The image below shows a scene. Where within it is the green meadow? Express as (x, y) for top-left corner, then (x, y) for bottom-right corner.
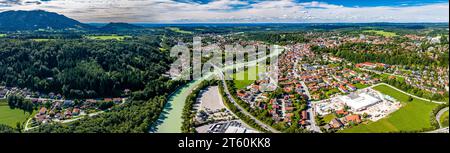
(32, 39), (53, 42)
(85, 35), (131, 41)
(354, 83), (369, 89)
(363, 30), (398, 37)
(0, 105), (34, 127)
(232, 65), (266, 89)
(323, 113), (337, 123)
(341, 84), (438, 133)
(440, 111), (449, 127)
(168, 27), (193, 34)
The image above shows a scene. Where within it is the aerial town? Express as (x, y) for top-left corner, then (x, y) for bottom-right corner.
(187, 30), (449, 133)
(0, 86), (127, 130)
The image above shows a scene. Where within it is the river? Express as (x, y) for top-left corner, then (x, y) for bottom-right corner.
(150, 45), (284, 133)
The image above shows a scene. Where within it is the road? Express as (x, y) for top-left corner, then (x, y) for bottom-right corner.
(372, 83), (446, 104)
(300, 81), (322, 133)
(310, 82), (448, 133)
(151, 45), (284, 133)
(23, 118), (36, 131)
(312, 83), (446, 105)
(426, 127), (449, 133)
(23, 99), (126, 131)
(212, 46), (284, 133)
(211, 46), (284, 133)
(219, 74), (280, 133)
(435, 107), (449, 128)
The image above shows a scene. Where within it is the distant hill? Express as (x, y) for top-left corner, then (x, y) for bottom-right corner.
(100, 22), (143, 31)
(0, 10), (92, 31)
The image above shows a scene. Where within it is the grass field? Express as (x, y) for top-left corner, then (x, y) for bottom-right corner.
(0, 105), (34, 127)
(341, 84), (439, 133)
(323, 113), (337, 123)
(232, 65), (266, 89)
(0, 34), (6, 37)
(381, 73), (405, 82)
(85, 35), (131, 40)
(363, 30), (398, 37)
(440, 110), (449, 128)
(168, 27), (193, 34)
(354, 83), (369, 89)
(32, 39), (52, 42)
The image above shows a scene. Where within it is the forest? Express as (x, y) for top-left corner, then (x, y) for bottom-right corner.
(0, 37), (172, 99)
(0, 35), (188, 133)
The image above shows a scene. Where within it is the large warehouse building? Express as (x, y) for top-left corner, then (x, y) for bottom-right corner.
(339, 93), (381, 111)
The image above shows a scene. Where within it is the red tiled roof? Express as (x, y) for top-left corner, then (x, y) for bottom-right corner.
(346, 114), (361, 123)
(336, 109), (348, 115)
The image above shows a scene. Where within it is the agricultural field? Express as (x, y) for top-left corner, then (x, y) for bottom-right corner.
(363, 30), (398, 37)
(31, 39), (52, 42)
(0, 34), (6, 37)
(167, 27), (193, 34)
(341, 84), (439, 133)
(232, 65), (266, 89)
(85, 35), (131, 40)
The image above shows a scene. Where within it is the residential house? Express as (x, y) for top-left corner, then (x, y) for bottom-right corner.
(330, 118), (344, 129)
(345, 114), (362, 124)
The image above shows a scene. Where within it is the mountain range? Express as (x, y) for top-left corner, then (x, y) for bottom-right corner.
(0, 10), (142, 31)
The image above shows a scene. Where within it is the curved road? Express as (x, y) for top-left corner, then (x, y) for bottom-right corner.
(219, 75), (280, 133)
(426, 127), (449, 133)
(151, 45), (284, 133)
(372, 83), (446, 104)
(436, 107), (449, 128)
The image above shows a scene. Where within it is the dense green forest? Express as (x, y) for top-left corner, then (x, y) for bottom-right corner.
(0, 37), (172, 98)
(0, 35), (189, 133)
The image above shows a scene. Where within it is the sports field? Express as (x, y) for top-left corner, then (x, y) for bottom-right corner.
(341, 84), (439, 133)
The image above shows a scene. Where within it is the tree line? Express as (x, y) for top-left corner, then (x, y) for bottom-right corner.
(0, 37), (172, 99)
(181, 80), (219, 133)
(0, 34), (188, 133)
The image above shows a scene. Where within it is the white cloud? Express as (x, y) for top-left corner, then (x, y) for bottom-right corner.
(0, 0), (448, 23)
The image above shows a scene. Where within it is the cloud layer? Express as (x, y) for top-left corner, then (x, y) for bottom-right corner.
(0, 0), (448, 23)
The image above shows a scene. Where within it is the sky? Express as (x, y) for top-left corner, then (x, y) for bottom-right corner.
(0, 0), (448, 23)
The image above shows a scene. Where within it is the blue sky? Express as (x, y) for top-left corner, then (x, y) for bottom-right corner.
(0, 0), (448, 23)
